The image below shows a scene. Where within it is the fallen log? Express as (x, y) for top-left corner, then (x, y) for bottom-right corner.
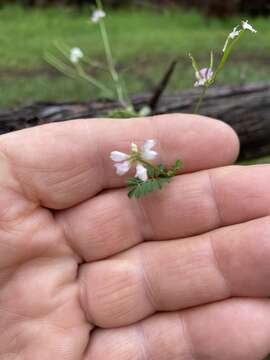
(0, 83), (270, 161)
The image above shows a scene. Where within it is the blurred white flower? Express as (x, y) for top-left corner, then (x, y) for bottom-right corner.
(230, 26), (241, 39)
(110, 151), (129, 162)
(242, 20), (257, 33)
(223, 26), (241, 52)
(141, 139), (158, 160)
(114, 161), (131, 176)
(70, 47), (83, 64)
(194, 68), (213, 87)
(91, 9), (106, 23)
(110, 139), (158, 181)
(135, 163), (148, 182)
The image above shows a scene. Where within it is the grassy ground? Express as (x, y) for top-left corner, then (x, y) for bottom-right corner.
(1, 5), (270, 108)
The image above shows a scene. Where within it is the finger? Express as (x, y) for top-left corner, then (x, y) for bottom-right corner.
(0, 114), (239, 209)
(80, 216), (270, 328)
(58, 165), (270, 261)
(85, 298), (270, 360)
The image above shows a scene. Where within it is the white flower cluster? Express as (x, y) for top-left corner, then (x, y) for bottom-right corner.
(91, 9), (106, 23)
(194, 68), (214, 87)
(223, 20), (257, 53)
(70, 47), (83, 64)
(193, 20), (257, 88)
(110, 140), (158, 182)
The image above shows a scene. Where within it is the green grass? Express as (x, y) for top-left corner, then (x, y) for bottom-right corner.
(1, 4), (270, 108)
(241, 155), (270, 165)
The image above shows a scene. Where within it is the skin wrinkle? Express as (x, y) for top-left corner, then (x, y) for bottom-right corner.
(93, 121), (107, 192)
(206, 169), (223, 228)
(135, 198), (156, 241)
(135, 322), (151, 360)
(208, 231), (232, 299)
(78, 271), (95, 325)
(137, 246), (158, 313)
(53, 212), (83, 264)
(0, 144), (40, 207)
(179, 313), (199, 360)
(127, 196), (149, 244)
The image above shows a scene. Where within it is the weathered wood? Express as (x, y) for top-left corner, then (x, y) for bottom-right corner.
(0, 83), (270, 161)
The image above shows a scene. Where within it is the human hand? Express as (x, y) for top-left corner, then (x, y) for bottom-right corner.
(0, 114), (269, 359)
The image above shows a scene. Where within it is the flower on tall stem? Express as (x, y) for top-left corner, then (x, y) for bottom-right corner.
(223, 26), (240, 52)
(191, 20), (257, 114)
(91, 9), (106, 23)
(70, 47), (83, 64)
(242, 20), (257, 33)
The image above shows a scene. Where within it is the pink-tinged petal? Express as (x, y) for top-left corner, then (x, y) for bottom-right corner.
(143, 150), (158, 160)
(142, 139), (156, 151)
(114, 161), (131, 176)
(195, 68), (213, 87)
(135, 163), (148, 182)
(110, 151), (129, 162)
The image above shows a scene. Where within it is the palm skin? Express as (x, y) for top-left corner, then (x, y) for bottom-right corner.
(0, 114), (270, 360)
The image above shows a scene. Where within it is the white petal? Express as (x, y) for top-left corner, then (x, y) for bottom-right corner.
(229, 27), (240, 39)
(135, 163), (148, 182)
(142, 139), (156, 151)
(110, 151), (129, 162)
(194, 79), (205, 87)
(143, 149), (158, 160)
(70, 47), (83, 63)
(131, 143), (138, 152)
(91, 9), (106, 23)
(114, 161), (131, 176)
(242, 20), (257, 33)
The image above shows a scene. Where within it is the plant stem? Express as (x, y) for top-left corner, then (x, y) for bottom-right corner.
(193, 85), (208, 114)
(75, 62), (114, 97)
(96, 0), (128, 108)
(211, 31), (245, 84)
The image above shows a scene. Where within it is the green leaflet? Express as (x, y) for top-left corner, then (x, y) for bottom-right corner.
(126, 159), (182, 199)
(127, 177), (171, 198)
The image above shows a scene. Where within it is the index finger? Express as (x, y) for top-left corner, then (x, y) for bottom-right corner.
(0, 114), (239, 209)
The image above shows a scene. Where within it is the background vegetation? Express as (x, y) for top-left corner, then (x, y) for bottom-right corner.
(1, 5), (270, 109)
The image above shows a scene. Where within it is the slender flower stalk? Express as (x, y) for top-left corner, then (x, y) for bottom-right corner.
(190, 20), (257, 114)
(95, 0), (128, 108)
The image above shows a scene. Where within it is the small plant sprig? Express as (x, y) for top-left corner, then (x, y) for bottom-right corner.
(110, 140), (182, 198)
(46, 0), (150, 118)
(190, 20), (257, 114)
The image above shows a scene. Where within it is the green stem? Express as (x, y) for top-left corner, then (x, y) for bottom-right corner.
(75, 62), (114, 97)
(211, 30), (245, 84)
(193, 31), (246, 114)
(96, 0), (128, 107)
(193, 85), (208, 114)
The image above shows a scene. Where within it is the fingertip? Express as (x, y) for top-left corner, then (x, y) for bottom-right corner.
(151, 113), (240, 172)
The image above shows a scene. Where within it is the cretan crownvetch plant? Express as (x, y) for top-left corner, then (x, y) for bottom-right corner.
(190, 20), (257, 114)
